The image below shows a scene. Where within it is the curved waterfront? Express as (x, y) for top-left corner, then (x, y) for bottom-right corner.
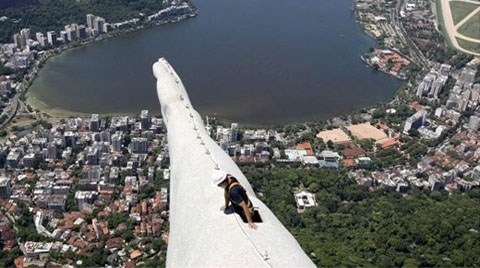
(28, 0), (403, 125)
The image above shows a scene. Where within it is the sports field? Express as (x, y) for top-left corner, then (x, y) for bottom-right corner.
(449, 0), (479, 24)
(457, 37), (480, 53)
(316, 129), (351, 144)
(346, 123), (388, 141)
(458, 11), (480, 39)
(438, 0), (480, 55)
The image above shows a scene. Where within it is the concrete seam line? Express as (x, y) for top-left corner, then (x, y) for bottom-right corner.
(232, 206), (273, 267)
(192, 109), (271, 266)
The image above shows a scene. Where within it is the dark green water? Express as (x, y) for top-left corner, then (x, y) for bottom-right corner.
(29, 0), (402, 124)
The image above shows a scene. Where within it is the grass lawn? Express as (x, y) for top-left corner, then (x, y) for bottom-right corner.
(456, 37), (480, 53)
(449, 1), (479, 25)
(458, 11), (480, 39)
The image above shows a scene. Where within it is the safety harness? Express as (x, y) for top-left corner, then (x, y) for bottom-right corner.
(225, 177), (254, 213)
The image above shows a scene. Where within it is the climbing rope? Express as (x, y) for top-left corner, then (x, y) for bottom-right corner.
(233, 212), (272, 266)
(178, 94), (272, 266)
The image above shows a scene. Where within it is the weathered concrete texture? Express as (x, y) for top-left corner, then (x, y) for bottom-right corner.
(153, 58), (315, 268)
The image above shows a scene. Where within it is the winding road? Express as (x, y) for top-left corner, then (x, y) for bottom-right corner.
(0, 95), (19, 129)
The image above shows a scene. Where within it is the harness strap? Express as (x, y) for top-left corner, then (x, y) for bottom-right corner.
(227, 181), (254, 213)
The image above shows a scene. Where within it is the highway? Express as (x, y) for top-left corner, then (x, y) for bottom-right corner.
(0, 95), (19, 129)
(392, 0), (431, 68)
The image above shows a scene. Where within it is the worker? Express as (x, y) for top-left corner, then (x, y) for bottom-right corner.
(212, 170), (258, 230)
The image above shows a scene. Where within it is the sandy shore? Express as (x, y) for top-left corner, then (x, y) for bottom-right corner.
(26, 90), (138, 118)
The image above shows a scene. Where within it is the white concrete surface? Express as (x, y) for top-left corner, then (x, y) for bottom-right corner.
(153, 58), (315, 268)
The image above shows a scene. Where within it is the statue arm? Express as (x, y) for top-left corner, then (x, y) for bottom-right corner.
(221, 192), (230, 211)
(239, 201), (257, 230)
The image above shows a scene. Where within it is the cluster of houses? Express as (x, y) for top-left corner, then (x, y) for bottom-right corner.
(351, 64), (480, 194)
(400, 0), (440, 52)
(363, 49), (411, 79)
(0, 111), (171, 266)
(0, 0), (196, 130)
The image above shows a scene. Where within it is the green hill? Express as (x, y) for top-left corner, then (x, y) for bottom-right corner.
(0, 0), (169, 43)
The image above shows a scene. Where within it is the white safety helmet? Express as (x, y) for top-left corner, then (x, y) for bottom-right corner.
(211, 170), (228, 186)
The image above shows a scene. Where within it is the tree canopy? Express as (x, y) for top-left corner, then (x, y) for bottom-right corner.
(242, 166), (480, 267)
(0, 0), (170, 43)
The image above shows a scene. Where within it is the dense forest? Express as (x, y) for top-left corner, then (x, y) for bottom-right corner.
(242, 166), (480, 267)
(0, 0), (168, 43)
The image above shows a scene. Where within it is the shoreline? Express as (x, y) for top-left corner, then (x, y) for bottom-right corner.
(26, 92), (141, 118)
(25, 2), (407, 126)
(24, 10), (198, 118)
(360, 55), (408, 80)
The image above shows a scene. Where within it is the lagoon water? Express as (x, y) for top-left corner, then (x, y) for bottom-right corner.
(28, 0), (402, 125)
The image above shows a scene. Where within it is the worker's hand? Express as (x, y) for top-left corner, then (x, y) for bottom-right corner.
(248, 222), (258, 230)
(220, 205), (226, 211)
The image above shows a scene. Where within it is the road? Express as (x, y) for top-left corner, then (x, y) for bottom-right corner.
(0, 95), (19, 129)
(0, 50), (50, 131)
(393, 0), (431, 68)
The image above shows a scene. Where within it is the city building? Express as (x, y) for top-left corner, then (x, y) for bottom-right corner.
(439, 64), (452, 76)
(0, 177), (12, 199)
(429, 76), (447, 99)
(77, 25), (87, 39)
(7, 151), (20, 168)
(434, 107), (445, 118)
(111, 134), (122, 152)
(24, 241), (52, 259)
(47, 143), (57, 160)
(64, 132), (77, 148)
(468, 115), (480, 131)
(13, 33), (26, 49)
(131, 138), (148, 154)
(94, 17), (106, 34)
(416, 72), (436, 97)
(47, 31), (58, 46)
(90, 114), (100, 132)
(318, 150), (341, 169)
(75, 191), (98, 212)
(459, 67), (476, 87)
(86, 147), (99, 165)
(47, 195), (67, 212)
(35, 32), (47, 47)
(22, 153), (36, 168)
(103, 23), (111, 33)
(0, 81), (12, 95)
(473, 166), (480, 180)
(403, 110), (426, 133)
(140, 110), (150, 130)
(65, 25), (77, 41)
(11, 52), (34, 69)
(108, 167), (119, 183)
(59, 31), (68, 43)
(20, 28), (31, 41)
(294, 191), (317, 213)
(230, 123), (239, 142)
(86, 14), (96, 29)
